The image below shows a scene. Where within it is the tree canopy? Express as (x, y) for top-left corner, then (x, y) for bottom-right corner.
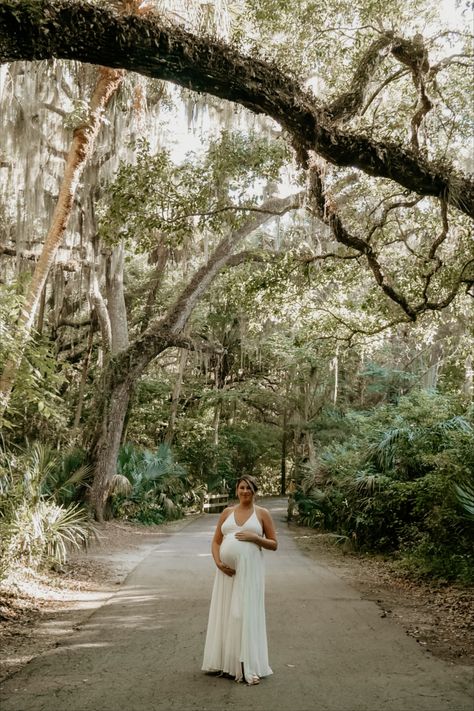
(0, 0), (473, 218)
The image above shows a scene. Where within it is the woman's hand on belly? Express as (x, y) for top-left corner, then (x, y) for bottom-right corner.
(217, 560), (236, 577)
(235, 531), (260, 544)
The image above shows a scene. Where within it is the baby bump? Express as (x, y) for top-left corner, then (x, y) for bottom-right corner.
(220, 534), (250, 569)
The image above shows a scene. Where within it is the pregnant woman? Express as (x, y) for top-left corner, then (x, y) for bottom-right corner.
(202, 475), (278, 685)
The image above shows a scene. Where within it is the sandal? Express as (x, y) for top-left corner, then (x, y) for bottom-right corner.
(246, 675), (260, 686)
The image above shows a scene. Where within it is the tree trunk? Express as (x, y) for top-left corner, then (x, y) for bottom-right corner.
(421, 340), (442, 390)
(89, 264), (112, 352)
(303, 367), (318, 469)
(463, 355), (473, 400)
(0, 65), (124, 416)
(106, 242), (129, 354)
(280, 407), (287, 495)
(89, 376), (133, 521)
(73, 323), (95, 430)
(164, 348), (187, 445)
(333, 346), (339, 405)
(36, 285), (46, 335)
(212, 400), (221, 447)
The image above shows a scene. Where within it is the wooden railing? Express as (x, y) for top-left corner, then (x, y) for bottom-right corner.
(203, 493), (229, 513)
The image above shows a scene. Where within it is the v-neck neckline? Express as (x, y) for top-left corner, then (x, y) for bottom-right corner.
(233, 506), (255, 527)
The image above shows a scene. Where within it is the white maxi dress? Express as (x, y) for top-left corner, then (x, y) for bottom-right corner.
(202, 507), (273, 682)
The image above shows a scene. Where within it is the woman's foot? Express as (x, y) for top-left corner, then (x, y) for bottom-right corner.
(246, 675), (260, 686)
(237, 663), (260, 686)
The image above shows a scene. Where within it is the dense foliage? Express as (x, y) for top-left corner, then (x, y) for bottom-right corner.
(295, 390), (474, 582)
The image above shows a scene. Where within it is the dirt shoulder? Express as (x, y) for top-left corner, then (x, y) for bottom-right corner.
(289, 525), (474, 667)
(1, 515), (472, 687)
(0, 515), (200, 684)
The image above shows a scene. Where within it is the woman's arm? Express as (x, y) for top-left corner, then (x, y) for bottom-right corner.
(211, 508), (235, 577)
(235, 508), (278, 551)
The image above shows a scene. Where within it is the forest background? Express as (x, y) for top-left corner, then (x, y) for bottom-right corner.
(0, 0), (473, 586)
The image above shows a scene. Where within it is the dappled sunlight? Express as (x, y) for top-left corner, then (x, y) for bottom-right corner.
(60, 641), (114, 650)
(1, 654), (35, 667)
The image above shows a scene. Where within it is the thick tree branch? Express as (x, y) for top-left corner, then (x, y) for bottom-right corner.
(0, 244), (80, 271)
(160, 193), (302, 336)
(110, 192), (301, 385)
(328, 35), (393, 121)
(0, 0), (472, 218)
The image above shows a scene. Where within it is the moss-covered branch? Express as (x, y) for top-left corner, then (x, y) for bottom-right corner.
(0, 0), (473, 218)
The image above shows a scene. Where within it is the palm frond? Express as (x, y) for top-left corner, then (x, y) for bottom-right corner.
(110, 474), (133, 496)
(23, 442), (59, 498)
(453, 481), (474, 521)
(59, 463), (94, 488)
(368, 426), (415, 471)
(353, 472), (386, 496)
(3, 500), (97, 569)
(435, 416), (473, 434)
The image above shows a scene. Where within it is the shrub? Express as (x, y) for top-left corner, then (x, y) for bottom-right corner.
(296, 391), (474, 583)
(0, 443), (96, 579)
(113, 442), (192, 523)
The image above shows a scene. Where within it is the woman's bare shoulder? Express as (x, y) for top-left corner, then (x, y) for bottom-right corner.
(255, 504), (272, 518)
(219, 505), (235, 521)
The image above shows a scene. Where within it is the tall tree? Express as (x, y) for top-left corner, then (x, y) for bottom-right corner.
(89, 191), (300, 519)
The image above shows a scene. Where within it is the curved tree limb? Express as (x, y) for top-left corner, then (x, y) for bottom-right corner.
(327, 34), (393, 121)
(307, 160), (472, 321)
(0, 0), (472, 218)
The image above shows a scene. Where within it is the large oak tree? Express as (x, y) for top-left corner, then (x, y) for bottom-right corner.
(0, 0), (472, 218)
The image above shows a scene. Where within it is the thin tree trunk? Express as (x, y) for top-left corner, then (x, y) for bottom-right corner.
(73, 323), (95, 430)
(89, 264), (112, 352)
(333, 346), (339, 405)
(212, 401), (221, 447)
(303, 367), (317, 469)
(0, 66), (124, 416)
(164, 348), (187, 445)
(106, 242), (129, 354)
(280, 407), (287, 495)
(463, 355), (473, 400)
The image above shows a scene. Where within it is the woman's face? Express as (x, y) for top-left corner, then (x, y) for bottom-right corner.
(237, 479), (254, 502)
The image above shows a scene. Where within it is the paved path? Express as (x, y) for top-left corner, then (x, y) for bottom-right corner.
(1, 499), (472, 711)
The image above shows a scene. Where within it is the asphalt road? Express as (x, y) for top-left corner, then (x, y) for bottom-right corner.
(1, 499), (472, 711)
